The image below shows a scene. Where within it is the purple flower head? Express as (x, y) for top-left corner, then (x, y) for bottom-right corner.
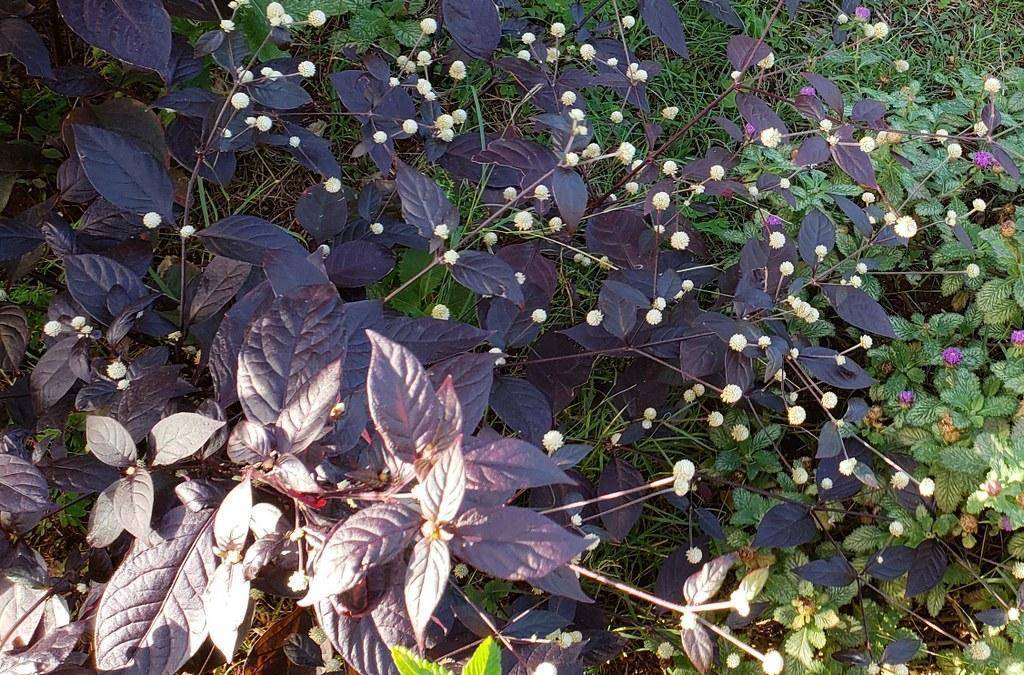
(799, 86), (817, 97)
(765, 214), (783, 227)
(854, 5), (871, 20)
(898, 390), (915, 406)
(973, 151), (997, 169)
(1002, 515), (1013, 532)
(744, 122), (756, 137)
(1012, 329), (1024, 346)
(942, 347), (963, 366)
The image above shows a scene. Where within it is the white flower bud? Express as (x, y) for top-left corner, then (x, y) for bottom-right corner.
(230, 92), (250, 110)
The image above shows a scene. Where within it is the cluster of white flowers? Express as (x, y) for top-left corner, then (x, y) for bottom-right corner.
(785, 295), (819, 324)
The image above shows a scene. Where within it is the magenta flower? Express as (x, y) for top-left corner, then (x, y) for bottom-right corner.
(898, 390), (915, 406)
(973, 151), (997, 169)
(743, 122), (756, 137)
(942, 347), (963, 366)
(1012, 329), (1024, 346)
(765, 214), (783, 227)
(1002, 516), (1013, 532)
(854, 6), (871, 20)
(799, 86), (816, 97)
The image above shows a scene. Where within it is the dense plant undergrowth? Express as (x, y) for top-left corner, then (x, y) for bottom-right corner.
(3, 0), (1024, 673)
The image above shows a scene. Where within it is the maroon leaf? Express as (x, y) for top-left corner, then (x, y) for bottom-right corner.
(797, 208), (835, 265)
(753, 503), (817, 548)
(726, 35), (771, 71)
(420, 444), (466, 523)
(641, 0), (688, 57)
(551, 167), (587, 229)
(442, 0), (500, 60)
(73, 124), (173, 218)
(794, 136), (829, 166)
(680, 624), (717, 674)
(404, 537), (450, 646)
(0, 17), (53, 79)
(396, 160), (459, 239)
(830, 125), (877, 187)
(597, 457), (645, 541)
(821, 284), (895, 338)
(0, 304), (28, 372)
(0, 454), (52, 514)
(905, 540), (947, 597)
(197, 215), (305, 265)
(463, 437), (572, 492)
(452, 506), (588, 580)
(451, 250), (525, 306)
(114, 468), (154, 539)
(58, 0), (171, 76)
(275, 359), (342, 454)
(300, 504), (419, 606)
(802, 72), (843, 114)
(794, 555), (856, 587)
(186, 256), (251, 325)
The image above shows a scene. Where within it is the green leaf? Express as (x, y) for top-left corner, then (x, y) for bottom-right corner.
(392, 646), (455, 675)
(462, 637), (501, 675)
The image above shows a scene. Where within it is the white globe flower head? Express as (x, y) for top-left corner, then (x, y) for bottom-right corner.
(670, 231), (690, 250)
(621, 15), (636, 28)
(686, 547), (703, 564)
(965, 263), (980, 279)
(449, 60), (467, 80)
(730, 424), (750, 442)
(728, 334), (748, 352)
(984, 77), (1001, 94)
(534, 184), (550, 200)
(560, 90), (577, 106)
(541, 430), (564, 453)
(760, 127), (782, 148)
(142, 211), (162, 229)
(624, 181), (639, 195)
(787, 405), (807, 426)
(894, 59), (909, 72)
(307, 9), (326, 27)
(531, 308), (548, 324)
(674, 459), (696, 481)
(859, 136), (876, 153)
(814, 244), (828, 259)
(656, 642), (675, 659)
(288, 136), (301, 147)
(117, 378), (130, 390)
(872, 21), (889, 38)
(721, 384), (742, 404)
(821, 391), (838, 409)
(580, 43), (596, 61)
(416, 50), (432, 67)
(708, 411), (724, 427)
(660, 106), (679, 121)
(889, 520), (905, 537)
(973, 198), (987, 212)
(106, 360), (128, 380)
(179, 225), (195, 238)
(779, 177), (791, 189)
(550, 22), (566, 38)
(433, 224), (449, 239)
(419, 17), (437, 34)
(661, 160), (679, 176)
(586, 309), (603, 326)
(708, 164), (726, 180)
(918, 477), (935, 497)
(442, 250), (459, 265)
(534, 661), (558, 675)
(651, 191), (671, 211)
(297, 60), (316, 78)
(324, 177), (342, 193)
(372, 130), (388, 144)
(894, 215), (917, 239)
(819, 118), (834, 132)
(975, 120), (990, 136)
(792, 466), (809, 485)
(70, 316), (86, 329)
(888, 473), (913, 487)
(513, 211), (534, 231)
(969, 641), (991, 661)
(726, 653), (742, 669)
(615, 142), (636, 164)
(516, 49), (531, 61)
(563, 152), (579, 167)
(839, 458), (857, 475)
(779, 261), (794, 276)
(43, 320), (62, 337)
(220, 19), (235, 32)
(230, 92), (250, 110)
(761, 650), (784, 675)
(645, 308), (662, 325)
(859, 335), (873, 349)
(255, 115), (273, 132)
(768, 231), (785, 249)
(947, 142), (962, 159)
(369, 221), (384, 235)
(266, 1), (285, 19)
(401, 119), (418, 135)
(482, 232), (498, 246)
(625, 63), (647, 83)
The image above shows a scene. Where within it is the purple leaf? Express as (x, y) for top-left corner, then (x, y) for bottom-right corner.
(831, 125), (877, 187)
(905, 540), (947, 597)
(451, 250), (525, 306)
(0, 304), (28, 372)
(73, 124), (173, 218)
(726, 35), (771, 71)
(881, 638), (920, 665)
(489, 377), (552, 444)
(427, 353), (495, 434)
(552, 168), (587, 229)
(752, 503), (817, 548)
(832, 194), (873, 237)
(793, 555), (856, 587)
(366, 330), (442, 461)
(640, 0), (689, 57)
(94, 508), (216, 673)
(821, 284), (895, 337)
(683, 554), (735, 604)
(31, 335), (88, 408)
(404, 537), (450, 646)
(247, 78), (312, 110)
(798, 208), (835, 265)
(599, 280), (647, 339)
(442, 0), (501, 60)
(851, 98), (886, 124)
(396, 160), (458, 239)
(680, 624), (717, 674)
(275, 359), (341, 454)
(114, 468), (154, 539)
(236, 285), (346, 425)
(699, 0), (743, 28)
(86, 415), (136, 468)
(213, 478), (251, 552)
(301, 504), (419, 606)
(58, 0), (171, 75)
(0, 17), (54, 79)
(295, 184), (348, 244)
(197, 215), (305, 265)
(185, 256), (251, 325)
(798, 346), (876, 389)
(0, 454), (52, 514)
(863, 546), (914, 581)
(452, 506), (588, 580)
(991, 143), (1020, 182)
(794, 136), (830, 166)
(64, 253), (148, 324)
(149, 412), (226, 466)
(597, 457), (645, 541)
(420, 444), (466, 523)
(802, 72), (843, 114)
(463, 437), (572, 492)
